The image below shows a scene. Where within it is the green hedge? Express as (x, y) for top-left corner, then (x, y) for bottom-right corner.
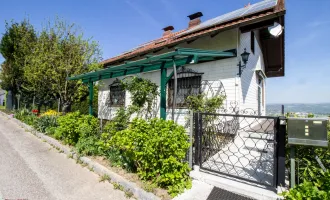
(109, 118), (191, 196)
(54, 111), (99, 145)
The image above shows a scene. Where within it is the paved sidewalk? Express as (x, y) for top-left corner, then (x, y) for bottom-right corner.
(0, 114), (127, 200)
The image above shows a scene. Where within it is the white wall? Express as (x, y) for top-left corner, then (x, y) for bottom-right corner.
(239, 30), (266, 115)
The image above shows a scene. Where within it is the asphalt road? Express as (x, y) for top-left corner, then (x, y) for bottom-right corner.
(0, 114), (127, 200)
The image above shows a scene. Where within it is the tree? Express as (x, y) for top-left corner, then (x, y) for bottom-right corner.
(0, 19), (37, 107)
(24, 19), (102, 112)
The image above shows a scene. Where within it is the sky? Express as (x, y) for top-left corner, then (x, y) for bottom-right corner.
(0, 0), (329, 104)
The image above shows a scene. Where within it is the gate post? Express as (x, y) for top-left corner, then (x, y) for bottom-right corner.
(194, 113), (201, 166)
(277, 116), (286, 187)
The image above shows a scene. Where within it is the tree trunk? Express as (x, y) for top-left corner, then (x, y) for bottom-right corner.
(62, 101), (72, 113)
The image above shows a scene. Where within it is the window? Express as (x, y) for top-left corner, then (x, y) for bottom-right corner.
(168, 67), (203, 108)
(251, 31), (255, 54)
(109, 80), (125, 107)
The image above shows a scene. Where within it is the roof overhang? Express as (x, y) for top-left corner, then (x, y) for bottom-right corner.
(67, 47), (236, 83)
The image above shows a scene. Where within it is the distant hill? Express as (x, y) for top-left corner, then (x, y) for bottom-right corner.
(267, 103), (330, 116)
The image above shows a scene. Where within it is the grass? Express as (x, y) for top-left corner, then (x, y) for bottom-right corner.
(113, 182), (124, 190)
(124, 189), (134, 199)
(99, 174), (110, 182)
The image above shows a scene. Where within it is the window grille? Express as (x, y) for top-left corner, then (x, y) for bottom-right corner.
(168, 67), (203, 108)
(109, 79), (125, 107)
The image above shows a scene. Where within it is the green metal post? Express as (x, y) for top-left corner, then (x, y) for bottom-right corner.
(160, 64), (167, 119)
(89, 81), (94, 115)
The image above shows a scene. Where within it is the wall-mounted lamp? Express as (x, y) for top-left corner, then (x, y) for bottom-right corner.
(237, 48), (250, 77)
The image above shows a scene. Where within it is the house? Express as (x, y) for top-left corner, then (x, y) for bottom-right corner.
(68, 0), (286, 124)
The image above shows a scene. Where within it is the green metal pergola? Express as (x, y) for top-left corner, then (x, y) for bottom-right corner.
(67, 47), (236, 119)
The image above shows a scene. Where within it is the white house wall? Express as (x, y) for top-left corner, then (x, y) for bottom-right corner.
(239, 30), (266, 115)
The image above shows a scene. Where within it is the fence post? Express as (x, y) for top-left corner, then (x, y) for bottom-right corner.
(58, 98), (61, 112)
(194, 112), (200, 166)
(189, 110), (193, 168)
(277, 116), (286, 187)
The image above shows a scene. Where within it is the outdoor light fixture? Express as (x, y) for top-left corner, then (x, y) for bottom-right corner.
(237, 48), (250, 77)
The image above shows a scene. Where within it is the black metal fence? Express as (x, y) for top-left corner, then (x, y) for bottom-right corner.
(193, 112), (286, 188)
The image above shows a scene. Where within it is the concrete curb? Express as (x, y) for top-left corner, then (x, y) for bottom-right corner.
(0, 111), (160, 200)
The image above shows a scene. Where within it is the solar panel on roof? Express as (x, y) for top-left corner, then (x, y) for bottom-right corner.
(178, 0), (277, 37)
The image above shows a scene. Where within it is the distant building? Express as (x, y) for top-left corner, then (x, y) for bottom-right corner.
(0, 89), (5, 106)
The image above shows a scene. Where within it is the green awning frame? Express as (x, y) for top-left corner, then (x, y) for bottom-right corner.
(67, 47), (236, 118)
(68, 48), (236, 83)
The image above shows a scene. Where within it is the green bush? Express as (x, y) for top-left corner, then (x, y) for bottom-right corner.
(292, 132), (330, 184)
(14, 108), (37, 126)
(110, 118), (191, 196)
(77, 114), (99, 138)
(75, 136), (100, 156)
(34, 115), (58, 133)
(282, 170), (330, 200)
(186, 94), (225, 113)
(54, 111), (99, 145)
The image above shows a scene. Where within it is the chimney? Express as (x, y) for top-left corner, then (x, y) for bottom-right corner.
(162, 26), (174, 37)
(244, 3), (251, 8)
(187, 12), (203, 29)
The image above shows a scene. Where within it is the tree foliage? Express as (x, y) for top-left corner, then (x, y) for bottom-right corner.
(0, 18), (102, 112)
(0, 19), (36, 104)
(24, 19), (102, 112)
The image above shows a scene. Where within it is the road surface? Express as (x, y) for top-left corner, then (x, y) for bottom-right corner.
(0, 114), (127, 200)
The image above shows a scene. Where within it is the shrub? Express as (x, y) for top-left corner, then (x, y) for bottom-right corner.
(75, 136), (100, 156)
(34, 115), (58, 133)
(14, 108), (37, 126)
(103, 107), (130, 135)
(54, 112), (81, 144)
(110, 118), (191, 196)
(77, 114), (99, 138)
(186, 94), (225, 113)
(45, 126), (57, 135)
(54, 112), (99, 145)
(292, 131), (330, 184)
(282, 170), (330, 200)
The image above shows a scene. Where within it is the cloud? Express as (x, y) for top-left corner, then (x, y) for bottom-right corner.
(307, 20), (330, 28)
(125, 1), (162, 29)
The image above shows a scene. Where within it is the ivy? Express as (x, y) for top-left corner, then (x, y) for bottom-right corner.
(121, 77), (159, 118)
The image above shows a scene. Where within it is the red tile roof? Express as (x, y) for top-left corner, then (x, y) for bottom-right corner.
(102, 0), (285, 67)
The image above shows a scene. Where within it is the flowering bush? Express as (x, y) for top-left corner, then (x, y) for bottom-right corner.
(41, 109), (60, 117)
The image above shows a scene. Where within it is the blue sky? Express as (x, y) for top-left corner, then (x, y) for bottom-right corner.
(0, 0), (329, 104)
